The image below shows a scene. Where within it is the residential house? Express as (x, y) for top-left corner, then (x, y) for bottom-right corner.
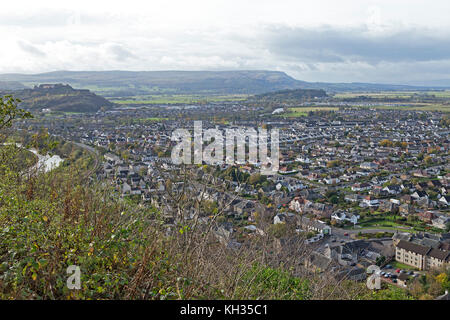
(417, 210), (435, 223)
(345, 194), (361, 203)
(331, 210), (360, 225)
(432, 215), (450, 230)
(274, 212), (296, 225)
(360, 162), (378, 170)
(399, 203), (414, 216)
(379, 200), (399, 213)
(361, 196), (379, 208)
(412, 190), (429, 201)
(426, 248), (450, 270)
(439, 195), (450, 206)
(352, 182), (371, 192)
(299, 217), (331, 235)
(383, 185), (402, 195)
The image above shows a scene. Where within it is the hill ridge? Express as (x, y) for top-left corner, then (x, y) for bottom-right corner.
(0, 70), (449, 96)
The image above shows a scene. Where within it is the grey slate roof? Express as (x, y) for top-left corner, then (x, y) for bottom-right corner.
(428, 248), (450, 261)
(396, 240), (431, 256)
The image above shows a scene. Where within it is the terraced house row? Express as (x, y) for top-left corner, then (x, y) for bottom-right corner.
(395, 240), (450, 270)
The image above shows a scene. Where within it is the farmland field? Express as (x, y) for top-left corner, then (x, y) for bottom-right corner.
(277, 103), (450, 117)
(334, 90), (450, 99)
(354, 103), (450, 112)
(110, 94), (248, 105)
(281, 106), (340, 117)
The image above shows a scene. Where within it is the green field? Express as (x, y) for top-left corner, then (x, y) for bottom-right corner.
(110, 94), (248, 105)
(352, 103), (450, 112)
(334, 90), (450, 99)
(334, 90), (450, 112)
(281, 106), (340, 117)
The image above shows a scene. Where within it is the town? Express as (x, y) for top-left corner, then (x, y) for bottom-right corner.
(13, 95), (450, 298)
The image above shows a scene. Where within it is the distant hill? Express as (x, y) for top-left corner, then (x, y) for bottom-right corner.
(0, 80), (28, 91)
(405, 79), (450, 87)
(0, 70), (446, 97)
(0, 84), (114, 113)
(303, 82), (442, 92)
(0, 70), (307, 96)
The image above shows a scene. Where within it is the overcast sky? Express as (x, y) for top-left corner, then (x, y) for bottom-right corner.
(2, 0), (450, 83)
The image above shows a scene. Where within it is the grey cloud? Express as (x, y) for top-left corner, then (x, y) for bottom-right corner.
(263, 25), (450, 64)
(17, 41), (46, 57)
(280, 58), (450, 84)
(107, 44), (135, 61)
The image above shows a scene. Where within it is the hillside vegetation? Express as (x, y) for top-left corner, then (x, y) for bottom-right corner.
(0, 84), (114, 113)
